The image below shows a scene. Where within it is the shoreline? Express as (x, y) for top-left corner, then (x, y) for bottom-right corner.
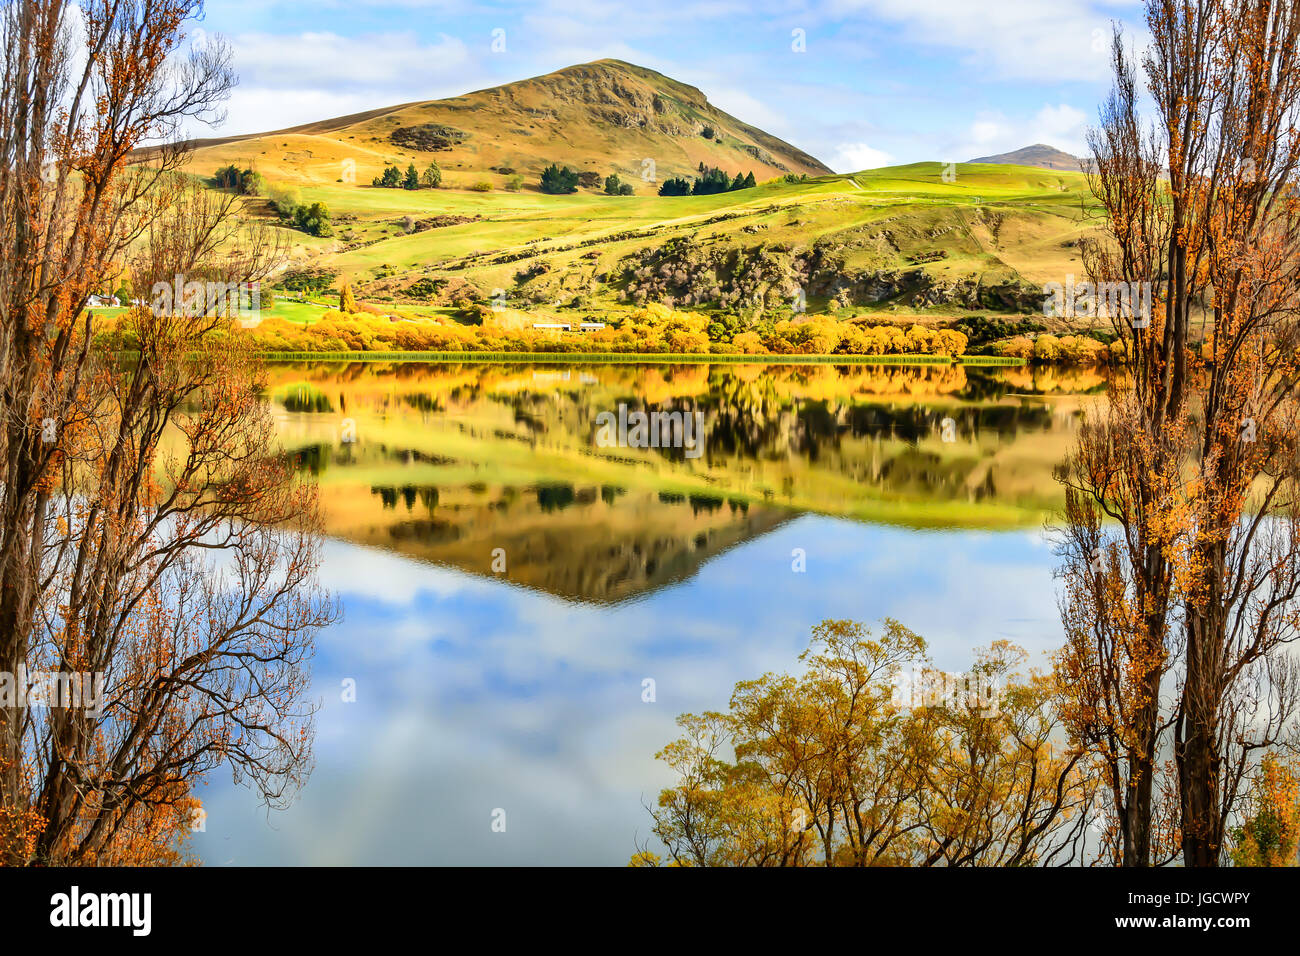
(251, 350), (1027, 365)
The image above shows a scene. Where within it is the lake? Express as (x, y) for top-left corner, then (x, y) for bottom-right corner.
(193, 360), (1101, 865)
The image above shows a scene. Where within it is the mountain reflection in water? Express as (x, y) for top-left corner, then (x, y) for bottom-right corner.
(266, 361), (1101, 605)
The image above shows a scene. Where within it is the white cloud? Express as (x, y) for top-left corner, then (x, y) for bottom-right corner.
(233, 30), (470, 90)
(946, 103), (1090, 161)
(828, 0), (1124, 82)
(831, 142), (893, 172)
(207, 30), (476, 134)
(314, 540), (494, 606)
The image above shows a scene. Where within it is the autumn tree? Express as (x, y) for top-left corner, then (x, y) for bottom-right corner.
(634, 620), (1096, 867)
(1229, 753), (1300, 865)
(912, 641), (1095, 866)
(0, 1), (335, 865)
(1058, 0), (1300, 866)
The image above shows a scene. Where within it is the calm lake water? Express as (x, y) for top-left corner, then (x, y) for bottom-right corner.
(193, 360), (1101, 865)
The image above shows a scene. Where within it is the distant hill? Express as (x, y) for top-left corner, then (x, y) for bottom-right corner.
(967, 144), (1084, 172)
(180, 59), (831, 189)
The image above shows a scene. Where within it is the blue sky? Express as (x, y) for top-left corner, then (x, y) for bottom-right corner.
(194, 0), (1148, 172)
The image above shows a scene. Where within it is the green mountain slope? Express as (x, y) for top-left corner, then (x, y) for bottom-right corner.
(170, 65), (1101, 329)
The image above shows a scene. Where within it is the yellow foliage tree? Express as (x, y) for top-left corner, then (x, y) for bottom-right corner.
(634, 619), (1095, 866)
(1230, 755), (1300, 867)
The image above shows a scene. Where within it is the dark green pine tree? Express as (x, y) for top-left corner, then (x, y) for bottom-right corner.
(540, 163), (579, 194)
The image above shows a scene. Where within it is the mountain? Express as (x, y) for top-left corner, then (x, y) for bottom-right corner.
(966, 144), (1084, 172)
(183, 60), (831, 189)
(169, 69), (1101, 331)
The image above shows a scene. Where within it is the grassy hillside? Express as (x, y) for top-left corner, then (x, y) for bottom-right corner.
(182, 59), (829, 192)
(248, 162), (1096, 324)
(159, 62), (1108, 346)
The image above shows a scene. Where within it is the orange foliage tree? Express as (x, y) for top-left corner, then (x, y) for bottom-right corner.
(1057, 0), (1300, 866)
(0, 1), (335, 865)
(1229, 753), (1300, 865)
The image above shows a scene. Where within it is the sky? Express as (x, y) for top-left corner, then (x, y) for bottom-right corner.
(192, 0), (1150, 173)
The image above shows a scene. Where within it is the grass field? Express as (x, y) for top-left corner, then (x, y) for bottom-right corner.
(257, 163), (1097, 298)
